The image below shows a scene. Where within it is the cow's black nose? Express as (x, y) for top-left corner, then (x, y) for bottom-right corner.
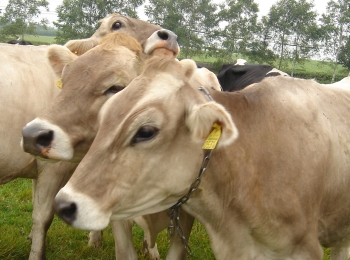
(53, 199), (77, 225)
(22, 126), (54, 156)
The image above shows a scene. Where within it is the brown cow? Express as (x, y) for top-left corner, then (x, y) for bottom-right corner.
(55, 57), (350, 260)
(22, 31), (190, 259)
(65, 13), (162, 55)
(1, 14), (166, 260)
(21, 31), (223, 259)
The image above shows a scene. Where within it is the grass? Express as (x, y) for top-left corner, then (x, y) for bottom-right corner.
(0, 178), (335, 259)
(0, 178), (214, 260)
(23, 35), (57, 44)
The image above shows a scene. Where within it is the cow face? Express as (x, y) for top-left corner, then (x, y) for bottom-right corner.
(22, 30), (179, 162)
(65, 13), (162, 56)
(53, 58), (238, 230)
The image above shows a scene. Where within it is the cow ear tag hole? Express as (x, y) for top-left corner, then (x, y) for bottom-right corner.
(202, 123), (221, 150)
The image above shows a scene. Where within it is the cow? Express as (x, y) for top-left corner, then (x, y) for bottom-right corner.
(54, 57), (350, 260)
(217, 58), (289, 92)
(20, 30), (224, 259)
(0, 14), (171, 260)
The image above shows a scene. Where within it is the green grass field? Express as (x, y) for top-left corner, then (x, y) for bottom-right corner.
(23, 35), (57, 44)
(0, 179), (214, 260)
(0, 178), (334, 259)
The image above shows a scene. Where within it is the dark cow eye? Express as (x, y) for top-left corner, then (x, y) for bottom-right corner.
(132, 126), (159, 144)
(112, 22), (122, 30)
(104, 86), (124, 96)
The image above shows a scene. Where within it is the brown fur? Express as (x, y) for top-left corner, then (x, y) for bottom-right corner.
(64, 13), (161, 55)
(99, 32), (142, 56)
(57, 60), (350, 259)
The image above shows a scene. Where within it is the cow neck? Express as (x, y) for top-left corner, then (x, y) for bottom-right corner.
(167, 86), (218, 255)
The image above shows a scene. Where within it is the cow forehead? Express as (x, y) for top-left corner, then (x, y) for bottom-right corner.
(139, 73), (184, 103)
(99, 72), (184, 125)
(63, 46), (138, 88)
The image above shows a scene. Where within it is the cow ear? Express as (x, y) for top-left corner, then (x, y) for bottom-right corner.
(179, 59), (197, 79)
(47, 45), (77, 77)
(186, 101), (239, 148)
(64, 37), (98, 56)
(191, 67), (222, 91)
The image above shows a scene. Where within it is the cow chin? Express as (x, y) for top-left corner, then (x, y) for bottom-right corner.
(151, 48), (176, 59)
(54, 184), (111, 231)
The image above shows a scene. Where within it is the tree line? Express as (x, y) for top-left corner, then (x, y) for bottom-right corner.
(1, 0), (350, 80)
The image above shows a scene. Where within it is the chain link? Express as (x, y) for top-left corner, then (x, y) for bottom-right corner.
(198, 86), (214, 101)
(167, 149), (213, 256)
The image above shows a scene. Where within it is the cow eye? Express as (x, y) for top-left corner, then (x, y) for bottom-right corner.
(132, 126), (159, 144)
(112, 22), (122, 30)
(104, 85), (124, 96)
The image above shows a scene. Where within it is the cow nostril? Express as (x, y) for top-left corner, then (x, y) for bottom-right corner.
(157, 30), (169, 41)
(54, 200), (77, 224)
(36, 130), (54, 147)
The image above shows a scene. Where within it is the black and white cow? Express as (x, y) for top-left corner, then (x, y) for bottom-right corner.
(8, 39), (33, 45)
(217, 59), (289, 92)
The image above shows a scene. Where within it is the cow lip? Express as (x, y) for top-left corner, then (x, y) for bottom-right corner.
(149, 47), (177, 59)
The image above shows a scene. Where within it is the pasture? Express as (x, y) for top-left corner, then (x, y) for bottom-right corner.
(0, 179), (214, 259)
(22, 35), (56, 44)
(0, 178), (333, 259)
(2, 35), (56, 45)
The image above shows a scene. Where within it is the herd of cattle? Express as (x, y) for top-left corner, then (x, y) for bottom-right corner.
(2, 13), (350, 260)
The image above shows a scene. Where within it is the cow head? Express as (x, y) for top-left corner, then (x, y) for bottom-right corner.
(21, 30), (179, 162)
(53, 58), (238, 230)
(65, 13), (163, 56)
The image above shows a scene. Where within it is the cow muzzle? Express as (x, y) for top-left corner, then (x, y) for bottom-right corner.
(53, 199), (77, 224)
(54, 185), (111, 230)
(21, 118), (74, 160)
(144, 29), (180, 58)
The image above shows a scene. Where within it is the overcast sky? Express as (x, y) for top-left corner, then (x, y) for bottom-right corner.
(0, 0), (329, 27)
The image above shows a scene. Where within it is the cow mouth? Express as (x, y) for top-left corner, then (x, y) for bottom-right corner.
(150, 47), (177, 59)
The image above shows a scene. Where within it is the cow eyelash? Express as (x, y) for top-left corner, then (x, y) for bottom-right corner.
(104, 85), (124, 96)
(131, 126), (159, 145)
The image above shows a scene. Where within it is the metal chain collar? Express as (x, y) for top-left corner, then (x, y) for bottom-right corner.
(167, 86), (216, 256)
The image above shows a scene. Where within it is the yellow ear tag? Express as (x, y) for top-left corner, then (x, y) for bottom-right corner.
(55, 78), (63, 89)
(202, 123), (221, 150)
